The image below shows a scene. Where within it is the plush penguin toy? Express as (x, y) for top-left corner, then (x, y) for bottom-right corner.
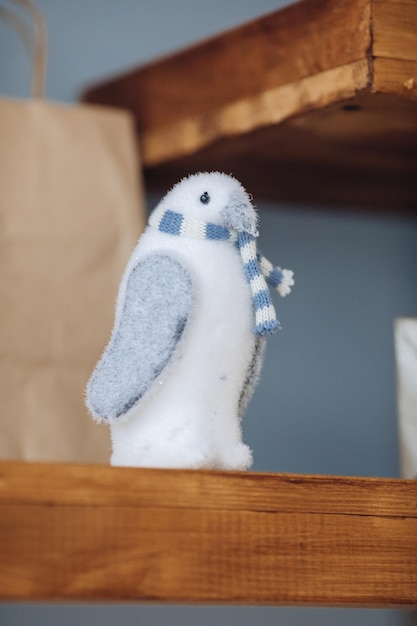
(86, 172), (294, 470)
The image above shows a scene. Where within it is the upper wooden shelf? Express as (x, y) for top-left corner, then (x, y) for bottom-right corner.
(1, 461), (417, 606)
(83, 0), (417, 211)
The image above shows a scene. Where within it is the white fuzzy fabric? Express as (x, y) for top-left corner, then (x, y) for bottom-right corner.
(86, 173), (275, 470)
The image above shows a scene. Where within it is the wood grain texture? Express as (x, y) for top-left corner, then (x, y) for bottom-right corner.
(83, 0), (372, 133)
(373, 58), (417, 97)
(1, 462), (416, 605)
(373, 0), (417, 61)
(142, 60), (370, 166)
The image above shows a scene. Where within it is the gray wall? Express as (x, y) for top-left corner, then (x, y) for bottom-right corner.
(1, 1), (416, 624)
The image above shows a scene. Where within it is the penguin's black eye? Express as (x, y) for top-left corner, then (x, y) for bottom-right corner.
(200, 191), (210, 204)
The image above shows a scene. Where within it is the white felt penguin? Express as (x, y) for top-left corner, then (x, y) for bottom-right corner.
(86, 172), (294, 470)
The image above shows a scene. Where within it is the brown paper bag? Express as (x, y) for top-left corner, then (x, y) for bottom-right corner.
(0, 2), (145, 463)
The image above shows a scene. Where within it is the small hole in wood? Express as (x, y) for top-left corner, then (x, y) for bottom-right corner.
(343, 104), (361, 112)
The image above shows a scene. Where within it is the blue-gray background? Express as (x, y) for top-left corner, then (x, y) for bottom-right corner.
(1, 1), (416, 624)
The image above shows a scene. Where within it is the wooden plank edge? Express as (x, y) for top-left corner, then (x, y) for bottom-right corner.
(1, 461), (416, 517)
(82, 0), (372, 132)
(372, 0), (417, 62)
(372, 58), (417, 97)
(140, 59), (370, 166)
(1, 492), (416, 605)
(1, 462), (416, 605)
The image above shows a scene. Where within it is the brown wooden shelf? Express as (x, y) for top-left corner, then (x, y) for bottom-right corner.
(1, 461), (416, 606)
(83, 0), (417, 211)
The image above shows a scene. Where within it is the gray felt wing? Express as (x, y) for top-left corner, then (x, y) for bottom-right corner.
(86, 253), (193, 421)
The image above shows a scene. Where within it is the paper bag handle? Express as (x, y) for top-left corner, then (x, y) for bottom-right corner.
(0, 0), (47, 98)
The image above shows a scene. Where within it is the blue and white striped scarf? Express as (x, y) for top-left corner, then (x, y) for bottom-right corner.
(149, 206), (289, 336)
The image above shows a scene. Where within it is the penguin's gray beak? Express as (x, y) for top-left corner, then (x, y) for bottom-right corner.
(220, 191), (259, 237)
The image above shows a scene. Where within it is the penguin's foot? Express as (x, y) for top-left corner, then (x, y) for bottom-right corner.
(110, 441), (214, 469)
(218, 442), (253, 471)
